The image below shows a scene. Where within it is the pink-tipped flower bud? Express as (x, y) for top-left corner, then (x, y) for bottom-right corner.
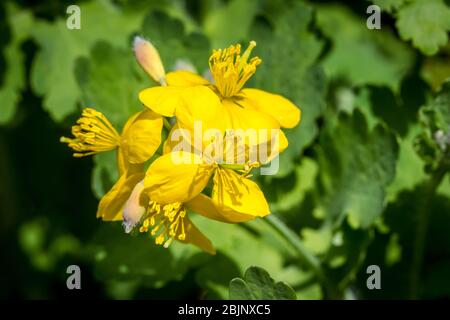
(122, 180), (146, 233)
(133, 36), (166, 85)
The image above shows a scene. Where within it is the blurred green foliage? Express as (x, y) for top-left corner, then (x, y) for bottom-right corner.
(1, 0), (450, 300)
(229, 266), (297, 300)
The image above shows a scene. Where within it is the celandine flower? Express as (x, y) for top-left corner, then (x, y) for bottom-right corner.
(61, 108), (217, 254)
(61, 108), (163, 220)
(122, 182), (216, 254)
(122, 147), (268, 255)
(61, 38), (301, 255)
(138, 41), (301, 147)
(143, 129), (270, 226)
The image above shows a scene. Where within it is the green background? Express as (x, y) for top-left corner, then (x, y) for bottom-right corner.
(1, 0), (450, 299)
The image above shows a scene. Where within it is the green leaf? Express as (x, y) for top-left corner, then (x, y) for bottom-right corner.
(355, 187), (450, 298)
(0, 5), (33, 124)
(249, 1), (327, 177)
(30, 0), (146, 122)
(87, 223), (203, 287)
(191, 215), (306, 299)
(195, 253), (241, 299)
(315, 4), (414, 92)
(229, 266), (297, 300)
(371, 0), (408, 12)
(192, 216), (286, 276)
(265, 158), (318, 214)
(75, 41), (144, 128)
(316, 109), (399, 228)
(387, 124), (427, 201)
(415, 81), (450, 169)
(202, 0), (260, 48)
(422, 53), (450, 91)
(141, 11), (211, 72)
(326, 223), (373, 288)
(91, 151), (119, 200)
(420, 82), (450, 132)
(396, 0), (450, 55)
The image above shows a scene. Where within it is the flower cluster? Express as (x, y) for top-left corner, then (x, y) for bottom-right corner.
(61, 37), (301, 254)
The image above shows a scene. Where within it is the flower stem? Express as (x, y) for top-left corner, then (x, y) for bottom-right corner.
(263, 214), (339, 298)
(163, 117), (172, 131)
(409, 163), (448, 299)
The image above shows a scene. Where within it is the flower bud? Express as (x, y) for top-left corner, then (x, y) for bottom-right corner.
(122, 180), (146, 233)
(133, 36), (166, 85)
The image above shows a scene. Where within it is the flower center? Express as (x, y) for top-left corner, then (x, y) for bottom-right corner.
(139, 200), (187, 248)
(209, 41), (261, 98)
(60, 108), (120, 157)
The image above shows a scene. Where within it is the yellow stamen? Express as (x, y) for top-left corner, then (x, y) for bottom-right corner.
(138, 200), (187, 248)
(209, 41), (261, 98)
(60, 108), (120, 157)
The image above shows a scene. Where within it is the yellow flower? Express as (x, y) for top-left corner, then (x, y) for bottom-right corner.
(61, 39), (296, 255)
(138, 41), (301, 148)
(144, 134), (270, 223)
(120, 123), (271, 254)
(120, 152), (267, 255)
(108, 173), (215, 254)
(61, 107), (163, 220)
(61, 109), (216, 254)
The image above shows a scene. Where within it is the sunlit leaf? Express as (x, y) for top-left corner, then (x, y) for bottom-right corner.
(202, 0), (260, 48)
(316, 109), (399, 228)
(396, 0), (450, 55)
(315, 4), (414, 92)
(30, 0), (147, 122)
(250, 1), (327, 177)
(229, 266), (297, 300)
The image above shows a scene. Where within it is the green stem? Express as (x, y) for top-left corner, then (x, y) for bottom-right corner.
(409, 164), (448, 299)
(163, 117), (172, 131)
(263, 214), (340, 298)
(220, 163), (246, 171)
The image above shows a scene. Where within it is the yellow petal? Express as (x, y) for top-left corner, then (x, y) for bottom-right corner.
(121, 109), (163, 164)
(223, 98), (279, 146)
(240, 88), (301, 128)
(279, 130), (288, 152)
(162, 123), (180, 154)
(257, 129), (289, 164)
(121, 110), (141, 136)
(186, 194), (255, 223)
(144, 151), (214, 203)
(139, 86), (186, 117)
(117, 148), (145, 177)
(117, 149), (128, 176)
(175, 86), (230, 138)
(166, 70), (210, 87)
(212, 168), (270, 218)
(162, 122), (200, 155)
(97, 172), (145, 221)
(180, 215), (216, 255)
